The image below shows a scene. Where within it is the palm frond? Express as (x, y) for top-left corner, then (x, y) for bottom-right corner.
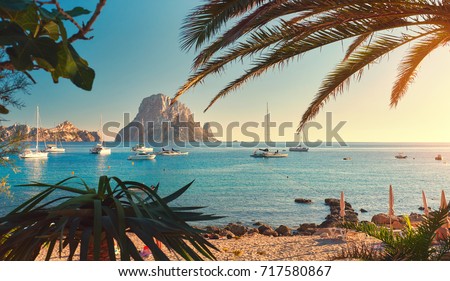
(391, 30), (450, 106)
(299, 29), (441, 130)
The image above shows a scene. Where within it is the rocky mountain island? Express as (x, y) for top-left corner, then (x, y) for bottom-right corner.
(115, 93), (215, 143)
(0, 121), (100, 142)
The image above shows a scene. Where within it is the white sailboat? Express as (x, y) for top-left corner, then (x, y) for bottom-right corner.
(19, 106), (48, 159)
(131, 119), (153, 152)
(45, 132), (65, 153)
(90, 115), (111, 155)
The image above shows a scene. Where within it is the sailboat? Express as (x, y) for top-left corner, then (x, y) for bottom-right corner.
(45, 130), (65, 153)
(19, 106), (48, 159)
(90, 115), (111, 155)
(131, 118), (153, 152)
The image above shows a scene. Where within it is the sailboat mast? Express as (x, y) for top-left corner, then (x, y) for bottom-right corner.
(142, 118), (145, 145)
(36, 106), (39, 151)
(100, 115), (103, 144)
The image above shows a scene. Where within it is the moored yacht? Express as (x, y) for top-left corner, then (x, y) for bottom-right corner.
(289, 144), (309, 152)
(128, 152), (156, 160)
(395, 153), (407, 159)
(45, 144), (65, 153)
(90, 115), (111, 155)
(251, 148), (288, 158)
(158, 148), (189, 156)
(19, 106), (48, 159)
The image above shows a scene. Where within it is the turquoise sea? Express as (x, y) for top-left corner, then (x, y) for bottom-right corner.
(1, 142), (450, 228)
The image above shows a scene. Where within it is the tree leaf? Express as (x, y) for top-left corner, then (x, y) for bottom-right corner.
(41, 21), (60, 41)
(0, 0), (33, 12)
(7, 36), (59, 70)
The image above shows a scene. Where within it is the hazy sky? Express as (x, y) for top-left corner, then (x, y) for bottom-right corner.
(3, 0), (450, 142)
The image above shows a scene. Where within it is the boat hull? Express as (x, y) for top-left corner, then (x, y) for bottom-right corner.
(19, 151), (48, 159)
(128, 154), (156, 160)
(158, 152), (189, 156)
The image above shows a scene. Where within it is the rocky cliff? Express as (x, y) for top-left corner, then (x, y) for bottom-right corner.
(0, 121), (100, 142)
(115, 93), (215, 143)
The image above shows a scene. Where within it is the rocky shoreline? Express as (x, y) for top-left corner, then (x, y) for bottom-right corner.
(200, 198), (425, 240)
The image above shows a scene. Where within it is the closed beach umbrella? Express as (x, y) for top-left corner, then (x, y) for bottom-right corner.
(340, 191), (345, 220)
(388, 185), (394, 217)
(422, 190), (429, 217)
(441, 190), (449, 228)
(441, 190), (448, 210)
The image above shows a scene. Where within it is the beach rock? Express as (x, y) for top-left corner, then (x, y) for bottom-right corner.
(360, 208), (368, 213)
(219, 229), (235, 238)
(226, 223), (247, 236)
(253, 222), (263, 226)
(409, 213), (422, 222)
(371, 213), (398, 225)
(320, 198), (359, 228)
(275, 225), (291, 236)
(295, 198), (312, 204)
(298, 223), (317, 232)
(0, 121), (100, 142)
(297, 223), (317, 236)
(115, 93), (216, 143)
(257, 224), (273, 234)
(247, 228), (259, 235)
(205, 226), (221, 234)
(262, 229), (278, 237)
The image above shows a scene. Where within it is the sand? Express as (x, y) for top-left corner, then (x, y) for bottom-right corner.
(35, 231), (377, 261)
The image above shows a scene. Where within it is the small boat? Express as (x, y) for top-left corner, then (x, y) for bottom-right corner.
(158, 148), (189, 156)
(1, 156), (9, 161)
(19, 106), (48, 159)
(45, 144), (65, 153)
(45, 134), (65, 153)
(132, 119), (153, 152)
(90, 115), (111, 155)
(395, 153), (407, 159)
(90, 143), (111, 155)
(343, 157), (352, 161)
(435, 154), (443, 161)
(132, 144), (154, 153)
(289, 145), (309, 152)
(251, 148), (288, 158)
(128, 152), (156, 160)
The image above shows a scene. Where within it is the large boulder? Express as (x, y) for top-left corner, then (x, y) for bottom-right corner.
(295, 198), (312, 204)
(371, 213), (398, 225)
(275, 225), (291, 236)
(225, 223), (247, 236)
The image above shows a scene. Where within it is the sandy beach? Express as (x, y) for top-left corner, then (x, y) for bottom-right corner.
(35, 231), (377, 261)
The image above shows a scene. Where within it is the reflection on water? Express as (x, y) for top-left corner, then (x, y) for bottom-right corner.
(22, 158), (48, 182)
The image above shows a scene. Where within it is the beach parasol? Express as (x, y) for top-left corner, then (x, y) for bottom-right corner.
(388, 185), (394, 230)
(441, 190), (448, 210)
(340, 191), (345, 222)
(440, 190), (449, 228)
(422, 190), (429, 217)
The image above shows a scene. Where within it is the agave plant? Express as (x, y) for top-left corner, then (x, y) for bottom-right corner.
(0, 176), (221, 261)
(336, 207), (450, 261)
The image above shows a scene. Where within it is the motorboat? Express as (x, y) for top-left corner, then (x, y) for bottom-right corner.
(343, 157), (352, 161)
(90, 143), (111, 155)
(435, 154), (444, 161)
(395, 153), (407, 159)
(1, 156), (9, 161)
(19, 106), (48, 159)
(158, 148), (189, 156)
(289, 145), (309, 152)
(128, 152), (156, 160)
(132, 144), (153, 153)
(251, 148), (288, 158)
(45, 144), (65, 153)
(90, 115), (111, 155)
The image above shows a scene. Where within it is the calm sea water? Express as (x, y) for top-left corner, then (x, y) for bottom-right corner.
(1, 142), (450, 228)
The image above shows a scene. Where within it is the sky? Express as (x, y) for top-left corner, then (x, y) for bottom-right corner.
(3, 0), (450, 143)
